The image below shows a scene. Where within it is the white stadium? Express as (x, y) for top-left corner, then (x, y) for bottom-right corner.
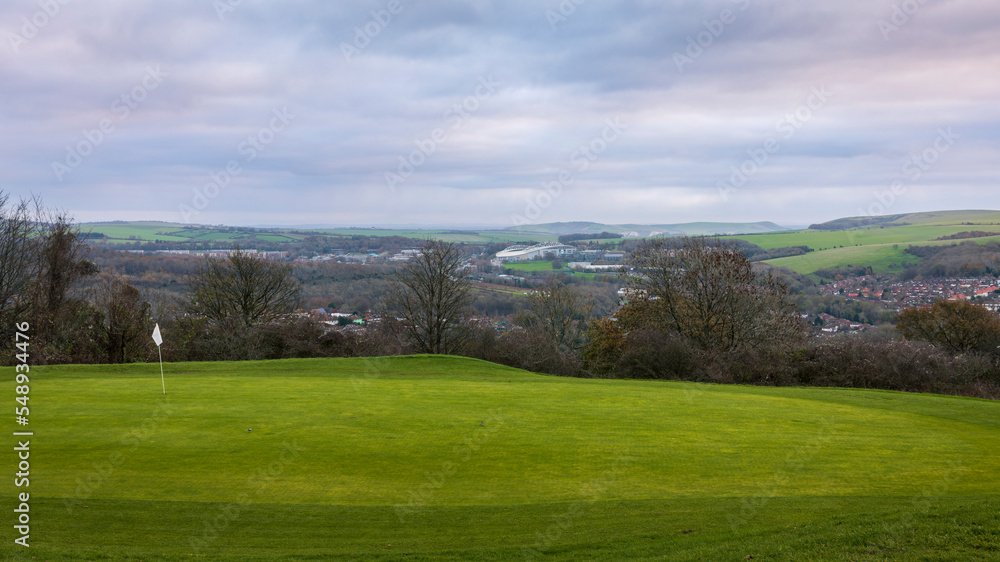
(495, 243), (576, 262)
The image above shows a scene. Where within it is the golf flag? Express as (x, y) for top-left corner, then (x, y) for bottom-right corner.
(152, 324), (165, 394)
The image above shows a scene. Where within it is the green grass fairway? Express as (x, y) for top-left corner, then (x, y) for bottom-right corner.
(5, 356), (999, 560)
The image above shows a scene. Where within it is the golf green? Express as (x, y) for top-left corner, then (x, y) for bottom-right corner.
(4, 356), (998, 560)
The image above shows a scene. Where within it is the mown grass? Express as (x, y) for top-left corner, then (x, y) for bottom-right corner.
(4, 355), (999, 560)
(503, 260), (560, 273)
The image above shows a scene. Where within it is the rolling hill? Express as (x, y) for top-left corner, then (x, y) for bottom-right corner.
(76, 210), (1000, 278)
(7, 355), (999, 560)
(725, 210), (1000, 276)
(505, 221), (788, 237)
(808, 210), (1000, 231)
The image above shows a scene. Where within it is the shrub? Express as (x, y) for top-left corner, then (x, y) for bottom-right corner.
(615, 329), (697, 380)
(468, 326), (583, 378)
(581, 317), (625, 377)
(897, 300), (1000, 354)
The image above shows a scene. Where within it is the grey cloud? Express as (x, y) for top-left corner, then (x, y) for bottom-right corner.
(1, 0), (998, 226)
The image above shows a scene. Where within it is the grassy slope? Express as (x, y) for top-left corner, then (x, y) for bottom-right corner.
(764, 232), (1000, 276)
(4, 356), (999, 560)
(765, 244), (922, 276)
(721, 216), (1000, 275)
(734, 225), (1000, 252)
(863, 210), (1000, 227)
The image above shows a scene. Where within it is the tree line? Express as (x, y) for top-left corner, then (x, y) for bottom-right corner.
(4, 194), (998, 399)
(384, 237), (1000, 399)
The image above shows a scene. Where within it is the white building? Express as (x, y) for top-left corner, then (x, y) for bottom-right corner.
(495, 243), (576, 262)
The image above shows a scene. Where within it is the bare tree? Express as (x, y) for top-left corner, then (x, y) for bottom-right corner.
(518, 280), (589, 352)
(896, 299), (1000, 354)
(28, 210), (98, 363)
(34, 212), (95, 314)
(93, 273), (151, 363)
(385, 240), (472, 354)
(188, 249), (300, 328)
(0, 193), (43, 339)
(624, 237), (803, 352)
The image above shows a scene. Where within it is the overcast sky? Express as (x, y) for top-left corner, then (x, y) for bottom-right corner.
(2, 0), (998, 228)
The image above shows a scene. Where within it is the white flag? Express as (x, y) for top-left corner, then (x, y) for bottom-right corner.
(152, 324), (163, 347)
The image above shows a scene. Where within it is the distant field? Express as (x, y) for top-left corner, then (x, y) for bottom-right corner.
(765, 244), (921, 275)
(7, 356), (999, 560)
(80, 222), (305, 245)
(731, 224), (1000, 251)
(79, 223), (195, 244)
(79, 222), (557, 246)
(503, 260), (560, 273)
(502, 260), (617, 280)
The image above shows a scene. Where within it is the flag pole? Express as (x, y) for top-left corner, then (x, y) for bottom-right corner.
(158, 345), (165, 395)
(152, 323), (165, 394)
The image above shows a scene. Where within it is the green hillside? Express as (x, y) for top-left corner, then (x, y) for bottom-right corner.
(721, 210), (1000, 276)
(809, 210), (1000, 231)
(6, 356), (998, 560)
(506, 221), (788, 237)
